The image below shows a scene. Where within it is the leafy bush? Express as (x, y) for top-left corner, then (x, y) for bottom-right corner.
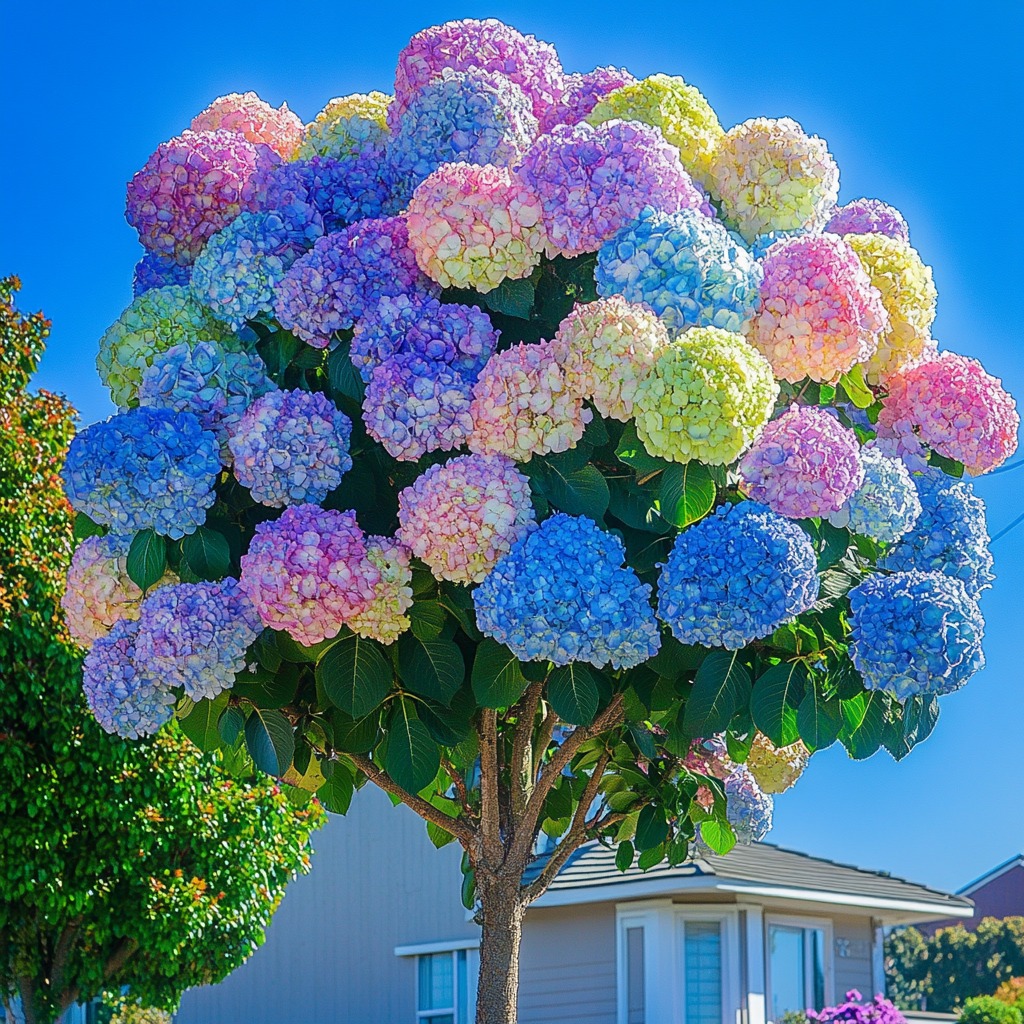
(960, 997), (1024, 1024)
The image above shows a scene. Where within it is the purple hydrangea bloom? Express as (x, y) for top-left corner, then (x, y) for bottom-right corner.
(274, 217), (440, 348)
(473, 513), (661, 670)
(724, 766), (773, 843)
(657, 502), (819, 649)
(556, 67), (637, 127)
(517, 120), (706, 258)
(228, 388), (353, 507)
(351, 294), (498, 382)
(133, 253), (191, 296)
(849, 570), (985, 700)
(826, 198), (910, 242)
(135, 579), (263, 701)
(83, 619), (176, 739)
(809, 991), (908, 1024)
(62, 407), (220, 539)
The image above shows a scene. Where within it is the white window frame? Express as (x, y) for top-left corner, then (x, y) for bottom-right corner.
(393, 940), (480, 1024)
(764, 913), (835, 1022)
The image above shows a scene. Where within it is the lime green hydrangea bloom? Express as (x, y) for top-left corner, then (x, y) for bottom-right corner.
(96, 286), (233, 408)
(586, 73), (723, 189)
(298, 92), (392, 160)
(633, 326), (778, 464)
(846, 233), (937, 384)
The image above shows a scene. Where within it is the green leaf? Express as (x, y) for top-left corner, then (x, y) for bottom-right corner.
(231, 661), (300, 709)
(258, 330), (303, 380)
(634, 805), (669, 851)
(409, 600), (446, 641)
(815, 521), (851, 571)
(479, 276), (535, 319)
(276, 630), (337, 663)
(217, 705), (246, 747)
(751, 662), (807, 747)
(548, 663), (600, 725)
(180, 526), (232, 581)
(839, 691), (887, 760)
(317, 760), (355, 814)
(682, 651), (752, 737)
(73, 512), (104, 542)
(660, 462), (716, 528)
(397, 634), (465, 705)
(637, 844), (665, 871)
(385, 701), (441, 793)
(329, 711), (379, 754)
(615, 840), (635, 872)
(327, 344), (365, 404)
(126, 529), (167, 592)
(628, 724), (658, 760)
(537, 462), (610, 520)
(615, 421), (665, 477)
(316, 634), (393, 717)
(650, 635), (705, 680)
(698, 819), (736, 856)
(471, 639), (530, 709)
(244, 707), (296, 776)
(928, 451), (965, 479)
(178, 693), (229, 751)
(797, 681), (843, 752)
(838, 364), (875, 410)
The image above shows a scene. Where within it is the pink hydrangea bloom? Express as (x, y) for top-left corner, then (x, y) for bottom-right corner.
(347, 536), (414, 645)
(684, 736), (732, 780)
(191, 92), (304, 160)
(125, 130), (266, 266)
(397, 454), (536, 584)
(468, 340), (592, 462)
(877, 352), (1020, 475)
(406, 163), (546, 293)
(556, 67), (637, 126)
(752, 234), (888, 384)
(738, 405), (864, 518)
(239, 504), (381, 646)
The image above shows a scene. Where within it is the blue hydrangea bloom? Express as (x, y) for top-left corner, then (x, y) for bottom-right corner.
(828, 447), (921, 544)
(62, 407), (220, 539)
(596, 206), (762, 333)
(190, 207), (323, 329)
(879, 468), (993, 599)
(657, 502), (819, 649)
(387, 67), (537, 205)
(135, 578), (263, 701)
(473, 513), (662, 669)
(725, 766), (773, 843)
(849, 570), (985, 700)
(750, 227), (810, 261)
(351, 294), (498, 382)
(133, 253), (191, 296)
(83, 619), (176, 738)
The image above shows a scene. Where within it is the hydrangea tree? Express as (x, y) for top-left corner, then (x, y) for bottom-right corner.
(0, 278), (324, 1024)
(60, 18), (1018, 1022)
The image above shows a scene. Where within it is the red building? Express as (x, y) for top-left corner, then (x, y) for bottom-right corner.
(920, 854), (1024, 935)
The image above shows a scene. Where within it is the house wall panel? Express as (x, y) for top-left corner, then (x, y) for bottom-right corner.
(831, 913), (876, 998)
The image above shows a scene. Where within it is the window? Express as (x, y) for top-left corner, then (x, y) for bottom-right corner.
(766, 916), (831, 1020)
(415, 947), (478, 1024)
(625, 926), (645, 1024)
(683, 920), (724, 1024)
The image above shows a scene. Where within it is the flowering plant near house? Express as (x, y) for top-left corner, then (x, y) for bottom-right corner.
(58, 16), (1016, 1022)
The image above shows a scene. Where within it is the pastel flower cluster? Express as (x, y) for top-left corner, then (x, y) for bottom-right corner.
(62, 535), (177, 647)
(228, 389), (353, 506)
(724, 766), (774, 844)
(657, 502), (819, 649)
(275, 217), (438, 347)
(135, 579), (262, 701)
(346, 537), (414, 645)
(751, 234), (889, 383)
(808, 991), (908, 1024)
(596, 207), (762, 333)
(849, 570), (985, 700)
(744, 735), (810, 795)
(845, 233), (937, 383)
(83, 619), (176, 739)
(554, 297), (670, 421)
(473, 513), (661, 669)
(392, 18), (565, 132)
(191, 91), (304, 159)
(97, 285), (227, 408)
(684, 736), (732, 780)
(877, 352), (1019, 475)
(738, 405), (864, 519)
(517, 121), (705, 258)
(132, 253), (191, 296)
(632, 327), (778, 465)
(710, 117), (840, 243)
(556, 67), (636, 126)
(350, 294), (498, 383)
(137, 340), (277, 457)
(469, 341), (592, 462)
(239, 504), (381, 646)
(397, 454), (535, 584)
(406, 163), (546, 292)
(828, 447), (921, 544)
(586, 73), (724, 188)
(298, 92), (392, 160)
(387, 67), (538, 205)
(126, 129), (267, 266)
(825, 198), (910, 242)
(880, 469), (994, 599)
(189, 207), (323, 329)
(62, 407), (220, 539)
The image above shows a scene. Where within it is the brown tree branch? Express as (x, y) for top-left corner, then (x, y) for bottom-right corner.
(347, 752), (476, 846)
(476, 710), (503, 865)
(531, 701), (557, 789)
(440, 756), (473, 817)
(509, 680), (544, 818)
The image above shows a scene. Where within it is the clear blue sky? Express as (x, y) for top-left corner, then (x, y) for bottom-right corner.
(3, 1), (1022, 895)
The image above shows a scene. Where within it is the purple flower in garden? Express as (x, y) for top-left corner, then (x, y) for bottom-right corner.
(723, 766), (773, 844)
(132, 253), (191, 296)
(826, 199), (910, 242)
(809, 991), (908, 1024)
(555, 67), (637, 126)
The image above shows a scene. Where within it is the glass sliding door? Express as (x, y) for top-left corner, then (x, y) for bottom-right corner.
(682, 920), (725, 1024)
(766, 918), (830, 1021)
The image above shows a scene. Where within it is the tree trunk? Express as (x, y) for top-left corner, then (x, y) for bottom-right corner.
(474, 877), (526, 1024)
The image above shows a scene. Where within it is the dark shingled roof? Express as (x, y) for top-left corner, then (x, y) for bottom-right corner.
(528, 840), (973, 917)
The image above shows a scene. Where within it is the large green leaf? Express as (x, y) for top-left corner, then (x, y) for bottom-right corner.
(327, 343), (365, 405)
(385, 701), (441, 793)
(538, 462), (610, 520)
(232, 661), (300, 709)
(178, 692), (229, 751)
(316, 634), (392, 717)
(883, 695), (940, 761)
(660, 462), (716, 528)
(396, 634), (465, 705)
(409, 600), (446, 641)
(838, 364), (875, 410)
(480, 276), (535, 319)
(181, 526), (231, 581)
(634, 805), (669, 852)
(698, 819), (736, 856)
(217, 705), (246, 747)
(750, 662), (807, 747)
(244, 707), (295, 776)
(548, 663), (600, 725)
(615, 421), (665, 477)
(126, 529), (167, 592)
(73, 512), (104, 542)
(682, 651), (751, 737)
(471, 639), (530, 708)
(796, 680), (843, 752)
(839, 691), (887, 760)
(317, 761), (355, 814)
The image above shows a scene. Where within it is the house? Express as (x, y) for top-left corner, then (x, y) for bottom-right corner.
(174, 786), (973, 1024)
(917, 854), (1024, 935)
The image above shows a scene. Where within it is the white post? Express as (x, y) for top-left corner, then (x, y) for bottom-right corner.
(741, 904), (767, 1024)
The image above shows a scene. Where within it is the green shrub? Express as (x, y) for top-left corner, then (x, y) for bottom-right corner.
(960, 996), (1023, 1024)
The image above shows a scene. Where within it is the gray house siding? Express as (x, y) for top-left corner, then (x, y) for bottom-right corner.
(830, 913), (876, 997)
